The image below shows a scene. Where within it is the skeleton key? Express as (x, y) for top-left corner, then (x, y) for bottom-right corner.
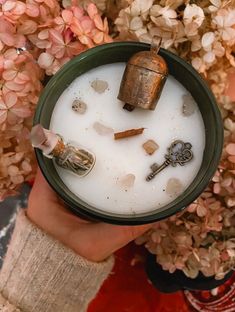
(146, 140), (193, 181)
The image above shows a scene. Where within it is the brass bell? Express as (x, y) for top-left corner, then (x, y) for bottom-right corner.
(118, 42), (168, 111)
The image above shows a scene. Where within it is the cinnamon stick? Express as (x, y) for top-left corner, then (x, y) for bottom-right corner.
(114, 128), (145, 140)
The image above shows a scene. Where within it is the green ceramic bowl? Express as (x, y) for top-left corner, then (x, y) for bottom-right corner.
(34, 42), (223, 225)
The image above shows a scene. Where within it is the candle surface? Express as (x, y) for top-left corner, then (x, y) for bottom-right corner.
(50, 63), (205, 215)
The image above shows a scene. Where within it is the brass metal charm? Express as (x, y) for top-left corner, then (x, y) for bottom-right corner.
(118, 40), (168, 111)
(146, 140), (193, 181)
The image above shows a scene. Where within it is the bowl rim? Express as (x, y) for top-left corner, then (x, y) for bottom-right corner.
(34, 41), (223, 225)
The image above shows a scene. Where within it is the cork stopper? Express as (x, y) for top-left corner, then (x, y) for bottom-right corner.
(30, 124), (60, 156)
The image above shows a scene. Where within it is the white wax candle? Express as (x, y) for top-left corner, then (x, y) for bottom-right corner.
(50, 63), (205, 215)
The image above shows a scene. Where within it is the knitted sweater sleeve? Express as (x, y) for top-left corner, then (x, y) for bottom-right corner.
(0, 210), (114, 312)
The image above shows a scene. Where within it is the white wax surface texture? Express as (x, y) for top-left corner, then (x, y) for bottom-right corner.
(50, 63), (205, 215)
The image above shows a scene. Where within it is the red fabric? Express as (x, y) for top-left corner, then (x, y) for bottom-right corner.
(88, 243), (189, 312)
(88, 243), (235, 312)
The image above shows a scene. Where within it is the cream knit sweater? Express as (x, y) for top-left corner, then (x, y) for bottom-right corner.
(0, 211), (114, 312)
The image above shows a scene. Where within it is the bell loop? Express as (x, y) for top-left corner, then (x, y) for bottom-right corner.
(150, 37), (162, 54)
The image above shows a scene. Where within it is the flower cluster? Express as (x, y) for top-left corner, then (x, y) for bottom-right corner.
(0, 0), (234, 280)
(0, 0), (111, 199)
(115, 0), (235, 98)
(136, 194), (235, 279)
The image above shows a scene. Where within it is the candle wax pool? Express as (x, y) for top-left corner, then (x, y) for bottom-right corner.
(50, 63), (205, 215)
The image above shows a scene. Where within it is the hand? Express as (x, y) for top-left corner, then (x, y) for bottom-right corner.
(27, 169), (153, 262)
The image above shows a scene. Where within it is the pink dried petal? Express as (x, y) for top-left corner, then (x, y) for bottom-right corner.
(7, 111), (21, 124)
(93, 15), (104, 31)
(5, 81), (24, 91)
(11, 174), (24, 184)
(62, 9), (73, 23)
(11, 152), (24, 163)
(4, 48), (18, 61)
(18, 82), (31, 94)
(228, 156), (235, 163)
(2, 1), (16, 11)
(187, 203), (197, 213)
(213, 182), (221, 194)
(93, 31), (104, 44)
(4, 59), (14, 69)
(12, 1), (26, 15)
(80, 17), (94, 33)
(78, 34), (94, 47)
(226, 143), (235, 155)
(5, 92), (17, 108)
(45, 0), (56, 9)
(38, 52), (54, 68)
(64, 28), (73, 44)
(0, 111), (7, 124)
(72, 6), (84, 19)
(2, 69), (17, 80)
(203, 51), (215, 63)
(17, 72), (30, 82)
(26, 3), (39, 17)
(14, 34), (26, 48)
(103, 18), (108, 32)
(49, 29), (64, 45)
(0, 32), (15, 46)
(0, 99), (6, 109)
(66, 41), (84, 56)
(8, 165), (19, 175)
(11, 105), (31, 118)
(201, 32), (215, 48)
(196, 205), (207, 217)
(13, 76), (27, 85)
(17, 20), (38, 35)
(71, 19), (83, 35)
(38, 29), (49, 40)
(21, 160), (32, 172)
(221, 177), (232, 187)
(87, 3), (98, 19)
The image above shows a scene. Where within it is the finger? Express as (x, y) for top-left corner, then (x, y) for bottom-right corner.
(29, 168), (58, 203)
(27, 168), (90, 223)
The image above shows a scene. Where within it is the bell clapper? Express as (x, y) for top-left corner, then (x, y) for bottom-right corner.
(123, 103), (135, 112)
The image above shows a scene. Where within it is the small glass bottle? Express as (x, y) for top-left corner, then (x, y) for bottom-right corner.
(31, 125), (95, 177)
